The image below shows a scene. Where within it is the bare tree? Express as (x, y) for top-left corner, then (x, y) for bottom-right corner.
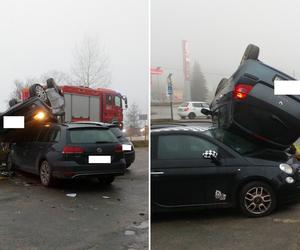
(10, 78), (38, 100)
(126, 103), (140, 128)
(71, 37), (111, 88)
(40, 70), (72, 85)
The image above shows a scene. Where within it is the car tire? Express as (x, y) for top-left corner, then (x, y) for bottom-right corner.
(97, 175), (115, 185)
(39, 160), (54, 187)
(239, 181), (276, 217)
(29, 84), (49, 104)
(240, 44), (259, 65)
(188, 112), (196, 119)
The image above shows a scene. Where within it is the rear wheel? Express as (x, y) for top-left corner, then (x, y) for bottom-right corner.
(188, 112), (196, 119)
(39, 160), (54, 187)
(239, 181), (276, 217)
(29, 84), (49, 103)
(240, 44), (259, 65)
(97, 175), (115, 186)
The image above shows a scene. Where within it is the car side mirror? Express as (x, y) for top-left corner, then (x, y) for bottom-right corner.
(201, 108), (212, 116)
(202, 150), (220, 164)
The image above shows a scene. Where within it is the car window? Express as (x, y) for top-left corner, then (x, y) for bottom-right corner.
(157, 134), (219, 160)
(68, 128), (118, 144)
(179, 102), (189, 107)
(204, 128), (262, 155)
(110, 127), (124, 139)
(106, 95), (113, 105)
(114, 96), (122, 108)
(202, 103), (209, 108)
(49, 128), (61, 142)
(192, 103), (202, 108)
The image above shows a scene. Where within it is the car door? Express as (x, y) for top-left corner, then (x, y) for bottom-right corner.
(151, 132), (229, 207)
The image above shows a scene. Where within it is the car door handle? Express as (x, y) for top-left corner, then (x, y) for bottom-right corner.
(151, 171), (164, 175)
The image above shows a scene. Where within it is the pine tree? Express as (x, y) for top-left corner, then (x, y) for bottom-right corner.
(190, 61), (208, 101)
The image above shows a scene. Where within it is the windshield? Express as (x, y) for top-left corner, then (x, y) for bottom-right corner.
(203, 128), (262, 154)
(68, 128), (118, 144)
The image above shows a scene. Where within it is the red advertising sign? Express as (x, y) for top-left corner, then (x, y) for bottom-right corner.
(182, 40), (190, 81)
(151, 67), (164, 75)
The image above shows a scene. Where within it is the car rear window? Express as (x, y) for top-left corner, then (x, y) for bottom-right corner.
(110, 127), (124, 139)
(68, 128), (118, 144)
(179, 102), (189, 107)
(204, 128), (262, 155)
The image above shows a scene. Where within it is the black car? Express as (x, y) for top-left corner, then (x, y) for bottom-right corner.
(7, 122), (126, 186)
(151, 126), (300, 217)
(0, 97), (57, 142)
(210, 44), (300, 150)
(74, 121), (135, 168)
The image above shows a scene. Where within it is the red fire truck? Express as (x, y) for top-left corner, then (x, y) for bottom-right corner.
(21, 85), (127, 127)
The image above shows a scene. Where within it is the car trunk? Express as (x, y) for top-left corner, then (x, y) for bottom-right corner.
(64, 127), (123, 165)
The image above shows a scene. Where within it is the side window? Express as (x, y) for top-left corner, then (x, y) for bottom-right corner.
(115, 96), (122, 108)
(106, 95), (113, 105)
(158, 134), (219, 160)
(49, 128), (61, 142)
(192, 103), (202, 108)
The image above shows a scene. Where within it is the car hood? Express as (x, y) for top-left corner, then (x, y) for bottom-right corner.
(0, 97), (57, 142)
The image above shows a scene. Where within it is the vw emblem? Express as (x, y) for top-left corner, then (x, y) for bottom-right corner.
(96, 147), (102, 153)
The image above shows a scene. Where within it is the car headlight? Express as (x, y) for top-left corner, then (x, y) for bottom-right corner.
(279, 163), (293, 174)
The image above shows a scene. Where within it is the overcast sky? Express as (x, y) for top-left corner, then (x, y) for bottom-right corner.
(152, 0), (300, 97)
(0, 0), (148, 113)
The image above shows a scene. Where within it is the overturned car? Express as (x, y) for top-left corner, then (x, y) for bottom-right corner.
(210, 44), (300, 150)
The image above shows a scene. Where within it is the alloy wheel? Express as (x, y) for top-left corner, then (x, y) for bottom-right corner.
(244, 186), (272, 215)
(40, 161), (51, 186)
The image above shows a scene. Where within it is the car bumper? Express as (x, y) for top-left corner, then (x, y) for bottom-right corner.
(177, 111), (188, 117)
(51, 159), (126, 179)
(124, 150), (135, 166)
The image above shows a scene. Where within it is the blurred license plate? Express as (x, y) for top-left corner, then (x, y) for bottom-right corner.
(88, 156), (111, 164)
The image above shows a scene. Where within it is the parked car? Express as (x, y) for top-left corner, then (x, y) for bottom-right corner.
(210, 44), (300, 150)
(74, 121), (135, 168)
(7, 122), (126, 186)
(151, 126), (300, 217)
(177, 101), (210, 119)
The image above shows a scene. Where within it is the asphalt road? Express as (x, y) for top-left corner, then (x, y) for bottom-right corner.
(151, 203), (300, 250)
(0, 148), (148, 250)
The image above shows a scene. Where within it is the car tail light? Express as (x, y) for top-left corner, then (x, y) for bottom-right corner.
(114, 144), (123, 153)
(62, 146), (85, 154)
(183, 107), (189, 111)
(233, 84), (254, 100)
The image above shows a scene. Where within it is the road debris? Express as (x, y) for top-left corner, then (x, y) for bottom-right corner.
(66, 193), (77, 198)
(124, 230), (136, 236)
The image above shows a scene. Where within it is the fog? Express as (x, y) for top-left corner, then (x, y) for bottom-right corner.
(152, 0), (300, 101)
(0, 0), (148, 113)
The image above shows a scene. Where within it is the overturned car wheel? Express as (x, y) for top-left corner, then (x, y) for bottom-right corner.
(29, 84), (49, 103)
(240, 44), (260, 65)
